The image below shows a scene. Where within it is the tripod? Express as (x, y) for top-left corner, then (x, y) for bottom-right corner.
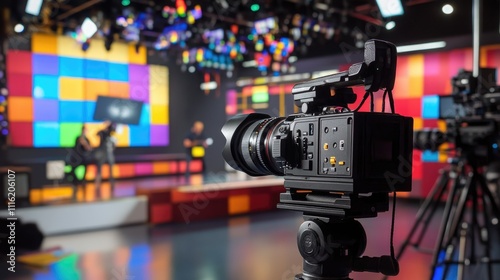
(395, 155), (500, 280)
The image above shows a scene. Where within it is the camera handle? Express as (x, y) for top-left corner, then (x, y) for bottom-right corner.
(294, 217), (399, 280)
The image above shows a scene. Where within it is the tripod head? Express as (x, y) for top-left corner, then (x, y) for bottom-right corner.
(295, 215), (399, 280)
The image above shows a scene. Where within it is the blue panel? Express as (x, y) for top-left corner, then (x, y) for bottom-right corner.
(34, 122), (60, 147)
(33, 75), (59, 99)
(422, 96), (440, 119)
(422, 150), (439, 162)
(139, 104), (150, 125)
(108, 63), (129, 82)
(84, 60), (108, 79)
(84, 101), (98, 123)
(60, 101), (85, 122)
(59, 57), (84, 78)
(34, 99), (59, 121)
(129, 125), (150, 146)
(33, 54), (59, 75)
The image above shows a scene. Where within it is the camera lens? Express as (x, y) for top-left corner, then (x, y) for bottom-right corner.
(222, 113), (286, 176)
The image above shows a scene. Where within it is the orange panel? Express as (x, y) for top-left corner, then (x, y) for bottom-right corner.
(189, 160), (203, 173)
(228, 195), (250, 215)
(8, 97), (33, 121)
(86, 164), (96, 180)
(153, 161), (169, 174)
(85, 79), (109, 101)
(119, 163), (135, 178)
(101, 164), (110, 179)
(108, 82), (130, 99)
(32, 33), (58, 54)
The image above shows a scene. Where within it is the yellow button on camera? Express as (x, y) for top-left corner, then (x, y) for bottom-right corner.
(323, 143), (329, 150)
(330, 157), (336, 165)
(339, 161), (345, 166)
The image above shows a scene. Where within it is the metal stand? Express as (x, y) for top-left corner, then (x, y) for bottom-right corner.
(394, 157), (500, 280)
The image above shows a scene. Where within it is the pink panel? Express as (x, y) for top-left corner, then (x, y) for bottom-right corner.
(134, 163), (154, 176)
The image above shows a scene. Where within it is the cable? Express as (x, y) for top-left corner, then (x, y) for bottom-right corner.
(354, 91), (371, 112)
(387, 89), (395, 113)
(382, 89), (388, 113)
(370, 91), (374, 112)
(390, 191), (397, 260)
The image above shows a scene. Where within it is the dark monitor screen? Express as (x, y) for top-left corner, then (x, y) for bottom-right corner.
(93, 96), (143, 125)
(439, 95), (466, 119)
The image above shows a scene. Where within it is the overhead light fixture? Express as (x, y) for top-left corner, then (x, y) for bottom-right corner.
(376, 0), (404, 18)
(14, 23), (25, 33)
(396, 41), (446, 53)
(442, 4), (454, 15)
(385, 21), (396, 30)
(25, 0), (43, 16)
(81, 17), (98, 39)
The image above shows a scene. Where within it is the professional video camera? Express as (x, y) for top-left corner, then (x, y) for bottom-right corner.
(414, 68), (500, 163)
(396, 69), (500, 280)
(222, 39), (414, 280)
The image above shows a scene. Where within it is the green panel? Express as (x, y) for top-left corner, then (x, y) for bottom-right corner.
(60, 123), (83, 147)
(251, 92), (269, 103)
(74, 165), (86, 180)
(64, 165), (72, 173)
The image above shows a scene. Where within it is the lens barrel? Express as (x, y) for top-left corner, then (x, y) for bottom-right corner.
(222, 113), (286, 176)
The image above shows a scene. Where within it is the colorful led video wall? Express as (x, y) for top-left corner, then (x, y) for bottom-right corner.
(226, 45), (500, 198)
(7, 33), (169, 147)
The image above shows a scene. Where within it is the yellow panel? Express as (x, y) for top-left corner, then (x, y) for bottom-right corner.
(107, 42), (129, 63)
(413, 117), (423, 130)
(32, 33), (58, 54)
(60, 77), (85, 100)
(129, 44), (147, 65)
(149, 84), (168, 105)
(149, 65), (168, 85)
(408, 76), (423, 98)
(85, 123), (105, 147)
(437, 120), (447, 132)
(114, 125), (130, 147)
(57, 35), (85, 58)
(85, 79), (109, 101)
(151, 105), (168, 124)
(84, 39), (108, 61)
(228, 195), (250, 215)
(9, 97), (33, 121)
(438, 143), (449, 163)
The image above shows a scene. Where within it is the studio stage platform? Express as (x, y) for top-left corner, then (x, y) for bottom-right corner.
(16, 173), (284, 235)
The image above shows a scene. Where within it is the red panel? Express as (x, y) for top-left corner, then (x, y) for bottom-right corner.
(179, 161), (187, 173)
(412, 150), (423, 180)
(9, 122), (32, 147)
(423, 52), (450, 95)
(168, 161), (178, 174)
(7, 73), (32, 97)
(250, 193), (272, 211)
(172, 199), (228, 223)
(189, 160), (203, 173)
(421, 162), (448, 197)
(7, 51), (32, 75)
(394, 98), (421, 117)
(423, 119), (440, 128)
(150, 204), (172, 224)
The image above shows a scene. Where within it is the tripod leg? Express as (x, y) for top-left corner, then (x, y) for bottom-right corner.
(430, 165), (465, 280)
(477, 174), (500, 221)
(396, 170), (450, 260)
(457, 223), (468, 280)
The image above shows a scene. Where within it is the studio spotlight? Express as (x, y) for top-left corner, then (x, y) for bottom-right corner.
(376, 0), (404, 18)
(442, 4), (454, 15)
(14, 24), (25, 33)
(385, 21), (396, 30)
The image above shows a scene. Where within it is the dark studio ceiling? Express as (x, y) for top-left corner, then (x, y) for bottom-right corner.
(2, 0), (500, 67)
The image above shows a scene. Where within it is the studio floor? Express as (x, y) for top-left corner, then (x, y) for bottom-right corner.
(1, 199), (499, 280)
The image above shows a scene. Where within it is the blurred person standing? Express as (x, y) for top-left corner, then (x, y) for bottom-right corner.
(184, 121), (208, 177)
(67, 125), (93, 195)
(94, 121), (117, 193)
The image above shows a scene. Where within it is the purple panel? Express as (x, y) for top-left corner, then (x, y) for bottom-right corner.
(33, 54), (59, 75)
(129, 64), (149, 82)
(129, 80), (149, 103)
(150, 125), (169, 146)
(134, 163), (153, 176)
(34, 99), (59, 121)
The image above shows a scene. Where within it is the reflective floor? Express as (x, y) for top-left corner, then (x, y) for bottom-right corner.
(1, 200), (499, 280)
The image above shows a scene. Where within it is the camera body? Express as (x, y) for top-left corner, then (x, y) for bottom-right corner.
(276, 112), (413, 194)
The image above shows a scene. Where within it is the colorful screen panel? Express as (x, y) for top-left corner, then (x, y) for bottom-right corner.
(7, 34), (169, 147)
